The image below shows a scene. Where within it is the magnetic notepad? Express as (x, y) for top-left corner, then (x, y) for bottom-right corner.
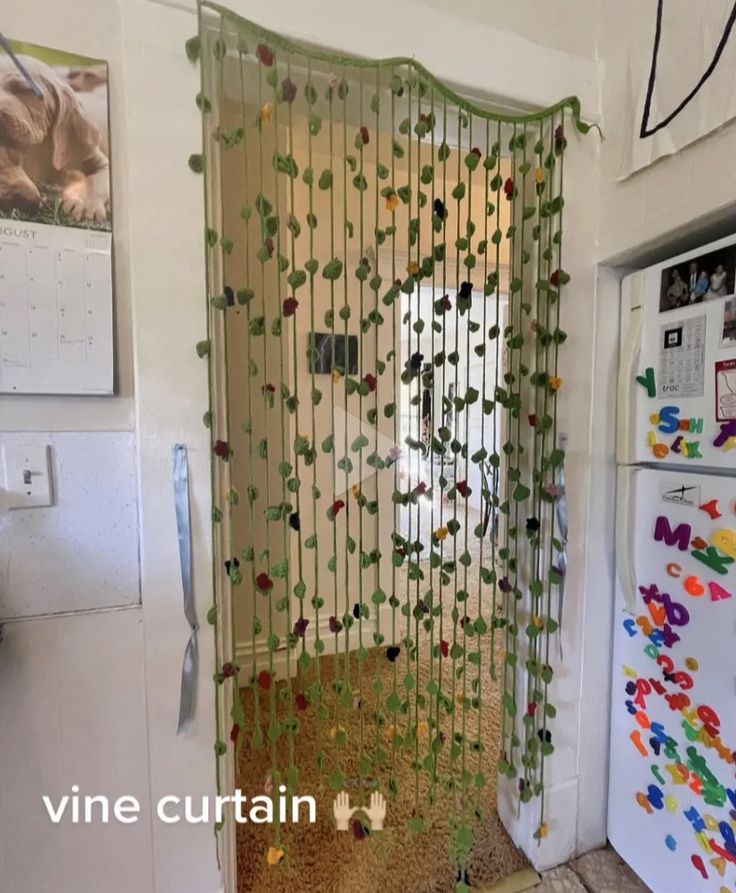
(0, 220), (113, 396)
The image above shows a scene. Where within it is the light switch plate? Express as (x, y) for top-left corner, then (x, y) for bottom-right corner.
(2, 444), (53, 509)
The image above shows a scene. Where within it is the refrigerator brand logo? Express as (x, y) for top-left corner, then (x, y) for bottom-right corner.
(659, 483), (700, 507)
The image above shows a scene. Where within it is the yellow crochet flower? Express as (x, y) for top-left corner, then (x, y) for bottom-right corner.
(332, 368), (343, 383)
(352, 484), (361, 499)
(407, 261), (420, 276)
(328, 724), (345, 741)
(549, 376), (562, 391)
(534, 167), (545, 185)
(260, 102), (273, 124)
(386, 193), (399, 212)
(417, 721), (429, 741)
(434, 526), (449, 541)
(385, 723), (398, 743)
(538, 823), (549, 839)
(267, 846), (285, 866)
(533, 615), (544, 630)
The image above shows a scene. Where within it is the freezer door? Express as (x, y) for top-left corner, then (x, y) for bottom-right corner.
(609, 467), (736, 893)
(620, 235), (736, 469)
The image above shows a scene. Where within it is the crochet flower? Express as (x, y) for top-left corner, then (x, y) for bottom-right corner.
(440, 639), (449, 658)
(332, 368), (343, 383)
(410, 352), (424, 371)
(289, 512), (300, 531)
(459, 281), (473, 299)
(328, 724), (345, 741)
(359, 125), (370, 145)
(470, 146), (482, 157)
(293, 617), (310, 637)
(407, 261), (420, 277)
(258, 670), (272, 690)
(213, 439), (231, 459)
(221, 662), (236, 678)
(554, 124), (565, 149)
(546, 484), (563, 498)
(256, 572), (273, 592)
(256, 44), (274, 67)
(528, 414), (537, 427)
(352, 484), (362, 500)
(534, 167), (545, 185)
(281, 77), (297, 103)
(498, 577), (512, 593)
(352, 603), (361, 619)
(230, 723), (240, 744)
(434, 526), (448, 542)
(386, 193), (399, 212)
(386, 645), (401, 662)
(330, 499), (345, 518)
(295, 693), (308, 711)
(329, 615), (343, 634)
(503, 177), (515, 199)
(417, 721), (429, 741)
(526, 517), (540, 532)
(283, 297), (298, 316)
(260, 102), (273, 124)
(538, 823), (549, 839)
(413, 482), (428, 499)
(438, 294), (452, 312)
(528, 702), (538, 716)
(456, 479), (470, 498)
(267, 847), (284, 866)
(388, 445), (402, 462)
(549, 376), (562, 391)
(265, 236), (274, 258)
(363, 373), (377, 392)
(433, 198), (447, 219)
(533, 615), (544, 630)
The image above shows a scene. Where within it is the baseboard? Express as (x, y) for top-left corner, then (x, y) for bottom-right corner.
(235, 603), (396, 680)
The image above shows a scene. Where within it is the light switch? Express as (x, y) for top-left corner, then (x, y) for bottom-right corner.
(2, 444), (53, 509)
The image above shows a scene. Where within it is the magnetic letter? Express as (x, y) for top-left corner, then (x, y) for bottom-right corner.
(658, 406), (681, 435)
(692, 546), (735, 576)
(708, 581), (733, 602)
(654, 516), (691, 551)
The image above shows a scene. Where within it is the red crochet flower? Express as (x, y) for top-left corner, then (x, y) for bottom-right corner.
(283, 297), (299, 316)
(213, 439), (231, 459)
(440, 640), (449, 658)
(258, 670), (272, 690)
(360, 125), (370, 145)
(528, 702), (538, 717)
(414, 482), (427, 496)
(363, 373), (377, 392)
(456, 480), (470, 498)
(221, 662), (236, 679)
(256, 572), (273, 592)
(256, 43), (274, 66)
(295, 693), (309, 711)
(331, 499), (345, 518)
(230, 723), (240, 744)
(503, 177), (515, 199)
(470, 146), (482, 157)
(550, 269), (561, 288)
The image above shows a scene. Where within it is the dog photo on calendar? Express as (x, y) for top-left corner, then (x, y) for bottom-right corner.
(0, 39), (110, 231)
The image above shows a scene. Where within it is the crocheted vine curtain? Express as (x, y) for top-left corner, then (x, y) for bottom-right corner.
(188, 2), (593, 883)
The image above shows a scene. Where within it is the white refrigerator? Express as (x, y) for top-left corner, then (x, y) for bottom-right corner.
(610, 234), (736, 893)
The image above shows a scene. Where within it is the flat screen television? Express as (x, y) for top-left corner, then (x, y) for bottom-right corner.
(309, 332), (358, 374)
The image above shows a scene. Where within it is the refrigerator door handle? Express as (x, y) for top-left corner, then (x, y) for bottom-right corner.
(616, 302), (643, 465)
(616, 466), (640, 615)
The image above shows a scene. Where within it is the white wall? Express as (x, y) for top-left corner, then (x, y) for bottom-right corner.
(0, 1), (221, 891)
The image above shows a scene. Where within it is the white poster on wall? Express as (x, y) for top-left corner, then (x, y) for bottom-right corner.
(621, 0), (736, 178)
